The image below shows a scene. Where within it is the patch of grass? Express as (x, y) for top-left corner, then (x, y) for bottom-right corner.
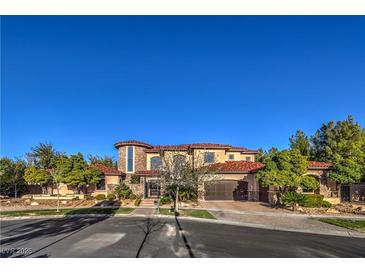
(158, 208), (216, 219)
(0, 207), (134, 217)
(184, 209), (216, 219)
(317, 218), (365, 233)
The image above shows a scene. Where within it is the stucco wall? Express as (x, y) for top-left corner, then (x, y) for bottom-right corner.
(193, 149), (226, 167)
(225, 152), (255, 161)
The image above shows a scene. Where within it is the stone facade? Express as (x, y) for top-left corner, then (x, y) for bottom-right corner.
(351, 182), (365, 202)
(305, 169), (340, 200)
(118, 145), (147, 174)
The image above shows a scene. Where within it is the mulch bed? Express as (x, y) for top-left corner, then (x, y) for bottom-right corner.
(0, 198), (96, 211)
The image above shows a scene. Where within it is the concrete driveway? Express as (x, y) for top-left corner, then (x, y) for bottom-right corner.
(200, 200), (282, 213)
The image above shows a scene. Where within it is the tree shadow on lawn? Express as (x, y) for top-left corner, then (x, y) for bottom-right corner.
(0, 201), (122, 258)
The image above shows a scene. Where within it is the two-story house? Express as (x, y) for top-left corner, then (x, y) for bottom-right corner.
(114, 140), (266, 201)
(111, 140), (338, 203)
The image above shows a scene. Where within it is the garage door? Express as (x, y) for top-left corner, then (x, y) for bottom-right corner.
(204, 181), (248, 200)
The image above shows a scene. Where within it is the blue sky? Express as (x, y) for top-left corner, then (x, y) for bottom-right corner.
(1, 16), (364, 159)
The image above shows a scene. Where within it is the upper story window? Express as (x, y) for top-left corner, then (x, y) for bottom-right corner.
(173, 154), (187, 172)
(150, 156), (162, 170)
(245, 156), (252, 162)
(127, 146), (134, 172)
(228, 154), (235, 160)
(204, 152), (215, 163)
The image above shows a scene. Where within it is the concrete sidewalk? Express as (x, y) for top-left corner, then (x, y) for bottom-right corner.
(207, 209), (365, 238)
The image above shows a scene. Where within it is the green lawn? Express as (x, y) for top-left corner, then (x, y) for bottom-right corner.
(158, 208), (216, 219)
(0, 207), (134, 217)
(317, 218), (365, 233)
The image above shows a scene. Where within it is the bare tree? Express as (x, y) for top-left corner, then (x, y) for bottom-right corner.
(158, 150), (221, 213)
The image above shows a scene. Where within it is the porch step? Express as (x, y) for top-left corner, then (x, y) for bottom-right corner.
(140, 199), (157, 207)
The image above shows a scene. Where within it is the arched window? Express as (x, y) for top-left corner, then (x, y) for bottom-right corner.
(150, 156), (162, 170)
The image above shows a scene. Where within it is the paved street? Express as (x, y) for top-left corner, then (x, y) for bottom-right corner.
(1, 216), (365, 258)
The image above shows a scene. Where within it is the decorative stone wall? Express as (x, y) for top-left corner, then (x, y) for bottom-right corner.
(118, 147), (126, 173)
(305, 169), (339, 198)
(135, 146), (147, 172)
(118, 145), (147, 173)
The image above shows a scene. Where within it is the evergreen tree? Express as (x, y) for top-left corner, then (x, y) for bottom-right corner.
(289, 130), (310, 157)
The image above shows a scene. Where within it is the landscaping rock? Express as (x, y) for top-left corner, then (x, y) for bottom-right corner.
(326, 208), (340, 214)
(30, 202), (39, 206)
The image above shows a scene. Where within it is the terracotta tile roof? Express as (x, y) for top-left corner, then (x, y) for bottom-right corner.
(308, 161), (333, 169)
(209, 161), (265, 173)
(114, 140), (153, 149)
(144, 143), (258, 153)
(91, 163), (124, 175)
(135, 170), (161, 176)
(228, 146), (258, 153)
(189, 143), (232, 149)
(145, 145), (190, 152)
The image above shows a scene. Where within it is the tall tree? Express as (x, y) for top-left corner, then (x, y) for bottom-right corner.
(50, 155), (71, 212)
(88, 155), (117, 168)
(65, 153), (102, 194)
(0, 157), (27, 198)
(159, 151), (220, 212)
(26, 143), (58, 169)
(256, 149), (313, 204)
(289, 130), (310, 157)
(24, 166), (52, 194)
(310, 115), (365, 184)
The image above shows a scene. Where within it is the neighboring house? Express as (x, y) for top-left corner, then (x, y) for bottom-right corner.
(38, 163), (125, 197)
(113, 140), (341, 203)
(89, 163), (125, 196)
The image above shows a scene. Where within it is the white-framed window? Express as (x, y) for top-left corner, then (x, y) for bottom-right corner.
(228, 154), (235, 160)
(150, 156), (162, 170)
(245, 156), (252, 162)
(126, 146), (134, 173)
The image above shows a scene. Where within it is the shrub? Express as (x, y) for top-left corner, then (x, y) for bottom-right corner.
(134, 196), (142, 206)
(129, 193), (137, 200)
(95, 194), (106, 201)
(114, 183), (133, 199)
(300, 176), (320, 192)
(160, 195), (173, 205)
(83, 194), (94, 200)
(165, 185), (197, 202)
(300, 194), (324, 208)
(130, 175), (140, 184)
(282, 192), (306, 210)
(321, 200), (332, 208)
(107, 193), (116, 201)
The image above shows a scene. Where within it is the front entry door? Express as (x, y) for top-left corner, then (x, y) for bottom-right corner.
(147, 181), (160, 198)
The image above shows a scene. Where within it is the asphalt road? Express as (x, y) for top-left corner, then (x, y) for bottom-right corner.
(1, 216), (364, 258)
